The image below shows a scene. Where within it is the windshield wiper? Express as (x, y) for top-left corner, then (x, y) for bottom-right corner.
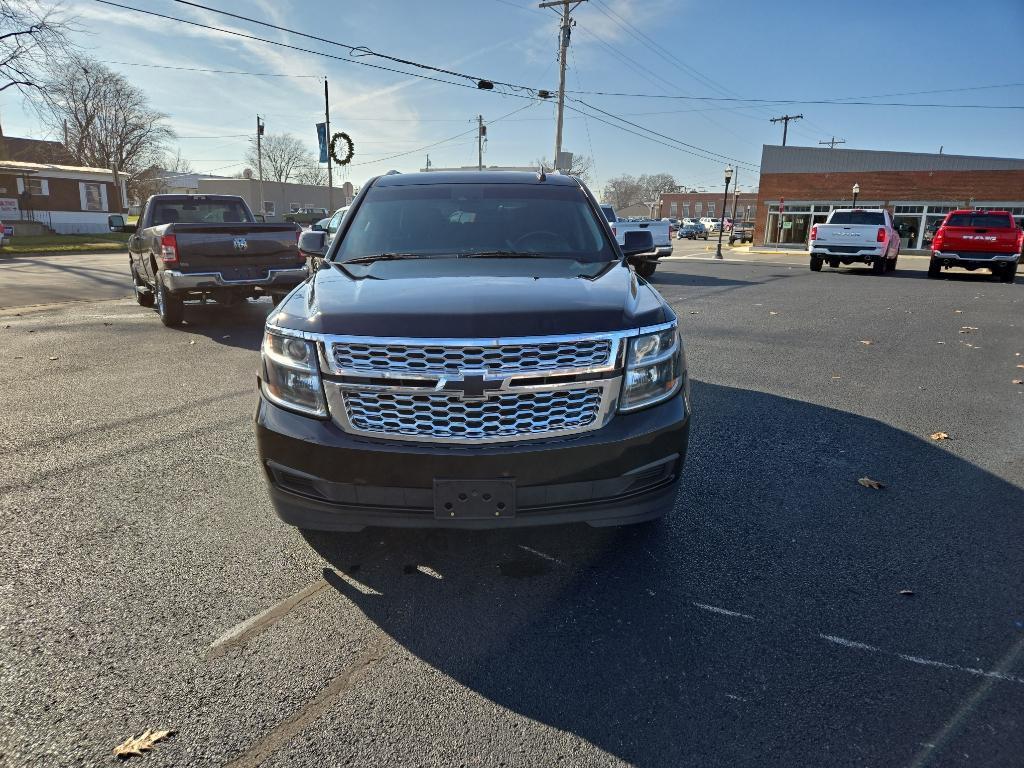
(343, 252), (432, 265)
(456, 250), (573, 259)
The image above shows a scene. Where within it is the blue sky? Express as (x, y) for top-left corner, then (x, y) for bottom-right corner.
(3, 0), (1022, 192)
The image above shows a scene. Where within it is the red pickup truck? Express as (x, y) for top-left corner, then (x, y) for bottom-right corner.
(929, 209), (1022, 283)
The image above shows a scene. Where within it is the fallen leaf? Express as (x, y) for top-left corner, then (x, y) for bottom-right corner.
(689, 310), (700, 315)
(113, 729), (175, 759)
(1014, 379), (1023, 385)
(48, 356), (58, 361)
(188, 340), (196, 345)
(13, 356), (23, 359)
(936, 341), (945, 344)
(857, 476), (885, 489)
(831, 375), (841, 379)
(929, 432), (949, 441)
(1017, 364), (1024, 369)
(954, 309), (963, 314)
(103, 322), (112, 326)
(222, 335), (230, 339)
(959, 326), (979, 334)
(899, 589), (915, 596)
(859, 340), (873, 346)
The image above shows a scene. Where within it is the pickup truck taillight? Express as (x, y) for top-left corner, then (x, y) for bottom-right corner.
(932, 230), (945, 250)
(810, 225), (817, 241)
(876, 227), (886, 243)
(160, 234), (179, 265)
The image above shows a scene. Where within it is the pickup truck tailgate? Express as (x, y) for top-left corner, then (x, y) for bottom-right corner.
(172, 224), (300, 275)
(814, 224), (880, 247)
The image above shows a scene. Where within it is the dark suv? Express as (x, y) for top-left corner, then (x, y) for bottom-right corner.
(256, 171), (690, 531)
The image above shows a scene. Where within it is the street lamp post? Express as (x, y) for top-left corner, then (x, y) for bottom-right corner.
(852, 183), (860, 208)
(714, 166), (733, 259)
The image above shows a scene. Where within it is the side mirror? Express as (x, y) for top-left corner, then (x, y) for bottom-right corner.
(622, 229), (655, 257)
(108, 214), (129, 232)
(298, 230), (327, 258)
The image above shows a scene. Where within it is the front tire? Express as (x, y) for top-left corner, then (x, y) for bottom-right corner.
(810, 256), (823, 272)
(635, 261), (657, 279)
(156, 279), (184, 327)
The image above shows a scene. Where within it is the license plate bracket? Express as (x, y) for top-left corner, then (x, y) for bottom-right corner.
(433, 479), (516, 520)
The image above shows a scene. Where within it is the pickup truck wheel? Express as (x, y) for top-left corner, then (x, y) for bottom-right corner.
(888, 252), (899, 272)
(871, 257), (886, 275)
(156, 280), (185, 327)
(809, 256), (823, 272)
(635, 261), (657, 279)
(999, 263), (1018, 284)
(927, 257), (941, 279)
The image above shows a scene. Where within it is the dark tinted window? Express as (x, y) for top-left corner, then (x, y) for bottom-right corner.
(829, 211), (885, 225)
(337, 183), (615, 263)
(944, 212), (1014, 228)
(601, 205), (616, 222)
(151, 199), (252, 225)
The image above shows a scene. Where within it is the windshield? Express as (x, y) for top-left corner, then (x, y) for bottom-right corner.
(150, 199), (253, 225)
(829, 211), (885, 226)
(944, 212), (1014, 228)
(336, 183), (616, 263)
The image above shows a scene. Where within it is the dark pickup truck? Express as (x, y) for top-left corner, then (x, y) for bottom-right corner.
(255, 171), (691, 531)
(112, 194), (307, 326)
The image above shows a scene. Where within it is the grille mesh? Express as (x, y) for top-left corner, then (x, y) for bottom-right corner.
(343, 388), (603, 440)
(332, 339), (611, 375)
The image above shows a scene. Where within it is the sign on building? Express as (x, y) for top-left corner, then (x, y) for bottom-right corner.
(0, 198), (19, 215)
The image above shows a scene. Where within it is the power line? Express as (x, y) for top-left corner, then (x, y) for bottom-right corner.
(96, 59), (322, 79)
(561, 89), (1024, 109)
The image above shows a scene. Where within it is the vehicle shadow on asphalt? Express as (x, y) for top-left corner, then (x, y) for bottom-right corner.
(824, 267), (1015, 283)
(648, 272), (756, 288)
(172, 298), (275, 350)
(296, 380), (1024, 767)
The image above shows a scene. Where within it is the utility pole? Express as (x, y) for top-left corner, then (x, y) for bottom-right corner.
(730, 169), (740, 224)
(425, 154), (431, 171)
(325, 77), (334, 211)
(540, 0), (586, 170)
(256, 115), (264, 217)
(769, 114), (803, 146)
(477, 115), (485, 171)
(818, 136), (846, 149)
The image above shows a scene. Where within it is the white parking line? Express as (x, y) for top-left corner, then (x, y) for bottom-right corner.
(517, 545), (566, 566)
(691, 602), (756, 620)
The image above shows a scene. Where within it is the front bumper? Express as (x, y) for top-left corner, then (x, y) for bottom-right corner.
(255, 392), (690, 530)
(161, 266), (308, 292)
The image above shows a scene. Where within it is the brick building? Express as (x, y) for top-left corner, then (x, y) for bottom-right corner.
(657, 190), (759, 224)
(752, 145), (1024, 250)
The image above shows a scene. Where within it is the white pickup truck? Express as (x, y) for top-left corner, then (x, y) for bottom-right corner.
(808, 208), (901, 275)
(600, 205), (672, 278)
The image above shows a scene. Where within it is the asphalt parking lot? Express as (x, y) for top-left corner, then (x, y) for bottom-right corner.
(1, 253), (1022, 767)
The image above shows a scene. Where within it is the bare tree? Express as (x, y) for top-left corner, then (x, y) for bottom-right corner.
(536, 154), (594, 185)
(132, 148), (195, 201)
(601, 173), (679, 211)
(0, 0), (73, 96)
(35, 56), (174, 198)
(294, 163), (327, 186)
(244, 133), (312, 183)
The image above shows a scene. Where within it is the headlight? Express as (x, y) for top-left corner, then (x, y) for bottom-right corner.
(261, 329), (327, 417)
(619, 326), (685, 412)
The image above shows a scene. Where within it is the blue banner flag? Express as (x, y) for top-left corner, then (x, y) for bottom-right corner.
(316, 122), (328, 163)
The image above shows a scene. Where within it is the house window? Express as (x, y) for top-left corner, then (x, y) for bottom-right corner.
(669, 202), (678, 217)
(695, 202), (702, 215)
(263, 201), (276, 216)
(681, 204), (690, 217)
(289, 202), (301, 213)
(707, 203), (715, 217)
(82, 182), (103, 211)
(28, 178), (48, 196)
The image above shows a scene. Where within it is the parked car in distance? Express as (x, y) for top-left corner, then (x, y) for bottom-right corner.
(929, 209), (1022, 283)
(285, 207), (329, 226)
(676, 222), (706, 240)
(259, 171), (690, 532)
(807, 208), (901, 274)
(323, 205), (350, 245)
(728, 222), (753, 245)
(600, 204), (672, 278)
(312, 217), (331, 232)
(113, 194), (307, 326)
(699, 217), (720, 233)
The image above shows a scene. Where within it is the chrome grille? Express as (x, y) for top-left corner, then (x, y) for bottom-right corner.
(342, 387), (604, 440)
(331, 339), (611, 375)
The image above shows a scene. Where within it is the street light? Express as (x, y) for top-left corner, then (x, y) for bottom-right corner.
(852, 183), (860, 208)
(714, 166), (733, 259)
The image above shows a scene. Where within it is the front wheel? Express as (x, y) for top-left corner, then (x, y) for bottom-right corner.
(156, 279), (185, 327)
(635, 261), (657, 279)
(809, 256), (823, 272)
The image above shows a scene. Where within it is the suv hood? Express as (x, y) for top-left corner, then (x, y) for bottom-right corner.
(271, 257), (672, 338)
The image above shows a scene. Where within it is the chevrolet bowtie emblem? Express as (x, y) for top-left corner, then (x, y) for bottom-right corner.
(436, 372), (505, 400)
